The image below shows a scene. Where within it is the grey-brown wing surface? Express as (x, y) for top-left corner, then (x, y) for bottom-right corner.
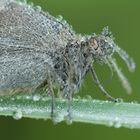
(0, 1), (75, 90)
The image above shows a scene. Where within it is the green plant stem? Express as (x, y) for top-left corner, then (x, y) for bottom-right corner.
(0, 94), (140, 129)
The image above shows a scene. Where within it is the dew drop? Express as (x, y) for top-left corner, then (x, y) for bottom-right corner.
(74, 95), (81, 100)
(20, 0), (27, 3)
(99, 101), (104, 105)
(62, 20), (67, 24)
(107, 121), (114, 127)
(28, 1), (34, 7)
(65, 118), (73, 125)
(56, 15), (63, 22)
(133, 100), (138, 104)
(34, 6), (42, 11)
(41, 97), (48, 101)
(83, 95), (92, 100)
(16, 95), (21, 100)
(114, 121), (122, 128)
(107, 117), (122, 128)
(13, 110), (23, 120)
(17, 0), (27, 5)
(131, 100), (138, 104)
(33, 95), (40, 101)
(56, 15), (63, 21)
(25, 95), (31, 100)
(113, 117), (122, 128)
(11, 97), (15, 101)
(116, 98), (124, 103)
(52, 112), (64, 124)
(104, 100), (110, 103)
(64, 114), (73, 125)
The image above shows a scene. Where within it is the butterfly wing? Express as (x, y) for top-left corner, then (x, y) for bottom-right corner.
(0, 1), (58, 90)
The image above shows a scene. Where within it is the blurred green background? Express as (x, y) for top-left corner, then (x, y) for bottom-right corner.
(0, 0), (140, 139)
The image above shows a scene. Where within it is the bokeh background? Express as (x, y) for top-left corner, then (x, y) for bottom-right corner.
(0, 0), (140, 139)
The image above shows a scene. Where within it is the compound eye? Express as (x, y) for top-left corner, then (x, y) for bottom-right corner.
(89, 38), (99, 50)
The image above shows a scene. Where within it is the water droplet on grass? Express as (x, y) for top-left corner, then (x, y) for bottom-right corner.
(41, 97), (48, 101)
(107, 117), (122, 128)
(116, 98), (124, 103)
(52, 112), (64, 124)
(83, 95), (92, 100)
(11, 97), (15, 101)
(33, 95), (40, 101)
(13, 110), (23, 120)
(114, 121), (122, 128)
(131, 100), (138, 104)
(74, 95), (81, 100)
(25, 95), (31, 100)
(16, 95), (21, 100)
(107, 121), (114, 127)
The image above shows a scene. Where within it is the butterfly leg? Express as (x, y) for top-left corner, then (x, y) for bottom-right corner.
(90, 65), (117, 102)
(47, 74), (55, 120)
(63, 87), (73, 124)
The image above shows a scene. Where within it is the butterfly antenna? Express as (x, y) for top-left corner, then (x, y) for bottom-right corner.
(108, 57), (132, 94)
